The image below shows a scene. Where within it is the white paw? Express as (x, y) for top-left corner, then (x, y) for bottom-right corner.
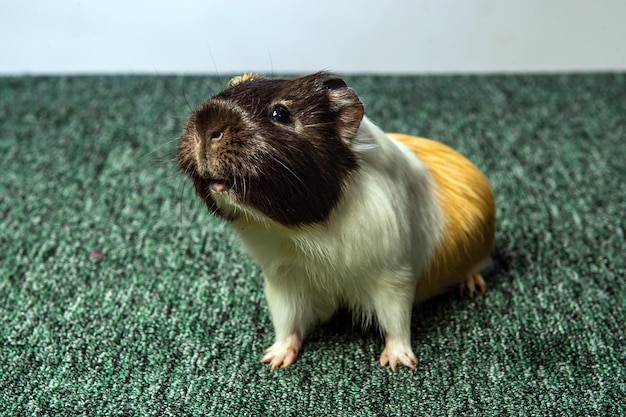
(379, 338), (418, 371)
(261, 332), (302, 370)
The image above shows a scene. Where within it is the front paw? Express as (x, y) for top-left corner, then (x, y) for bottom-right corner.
(261, 332), (302, 370)
(379, 338), (418, 371)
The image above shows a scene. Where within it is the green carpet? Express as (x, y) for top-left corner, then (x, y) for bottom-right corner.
(1, 73), (624, 416)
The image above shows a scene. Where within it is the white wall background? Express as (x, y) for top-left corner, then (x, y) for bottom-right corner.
(1, 0), (625, 75)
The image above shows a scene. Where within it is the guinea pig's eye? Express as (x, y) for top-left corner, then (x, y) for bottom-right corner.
(271, 105), (291, 124)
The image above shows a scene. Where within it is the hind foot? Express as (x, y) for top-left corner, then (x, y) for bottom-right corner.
(459, 273), (486, 298)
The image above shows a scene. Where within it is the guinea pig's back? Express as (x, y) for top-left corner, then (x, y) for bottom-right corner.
(386, 133), (496, 302)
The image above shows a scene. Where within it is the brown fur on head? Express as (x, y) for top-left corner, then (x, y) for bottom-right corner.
(177, 72), (365, 226)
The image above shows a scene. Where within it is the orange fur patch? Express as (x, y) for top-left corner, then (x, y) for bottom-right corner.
(387, 134), (496, 302)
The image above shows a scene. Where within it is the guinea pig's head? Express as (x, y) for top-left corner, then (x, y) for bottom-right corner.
(178, 72), (364, 226)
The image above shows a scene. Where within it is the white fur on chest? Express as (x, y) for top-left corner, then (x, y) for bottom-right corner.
(230, 117), (443, 325)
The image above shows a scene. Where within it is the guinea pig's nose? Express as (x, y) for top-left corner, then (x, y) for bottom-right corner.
(209, 130), (224, 143)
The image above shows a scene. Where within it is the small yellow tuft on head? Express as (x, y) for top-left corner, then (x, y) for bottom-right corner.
(228, 73), (258, 87)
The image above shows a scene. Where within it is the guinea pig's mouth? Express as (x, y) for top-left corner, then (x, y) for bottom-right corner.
(209, 179), (232, 193)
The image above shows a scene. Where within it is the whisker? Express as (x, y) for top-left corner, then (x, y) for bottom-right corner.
(242, 175), (248, 202)
(142, 137), (180, 160)
(155, 68), (194, 114)
(300, 102), (321, 116)
(206, 43), (227, 88)
(267, 155), (305, 186)
(303, 121), (335, 128)
(178, 79), (194, 115)
(177, 177), (190, 237)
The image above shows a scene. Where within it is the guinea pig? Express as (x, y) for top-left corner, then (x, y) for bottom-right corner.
(177, 72), (495, 370)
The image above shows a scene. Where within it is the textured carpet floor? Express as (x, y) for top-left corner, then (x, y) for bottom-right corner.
(1, 73), (624, 416)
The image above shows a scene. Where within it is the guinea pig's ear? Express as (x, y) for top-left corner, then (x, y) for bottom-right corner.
(323, 77), (365, 143)
(228, 73), (261, 87)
